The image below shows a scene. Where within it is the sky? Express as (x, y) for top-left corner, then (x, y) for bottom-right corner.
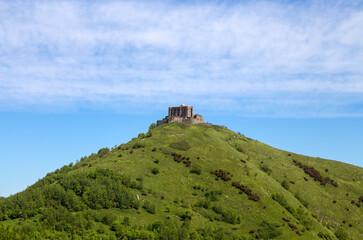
(0, 0), (362, 197)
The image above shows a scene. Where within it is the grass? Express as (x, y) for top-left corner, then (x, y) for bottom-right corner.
(0, 122), (362, 239)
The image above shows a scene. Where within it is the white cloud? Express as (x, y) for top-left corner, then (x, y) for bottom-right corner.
(0, 0), (362, 116)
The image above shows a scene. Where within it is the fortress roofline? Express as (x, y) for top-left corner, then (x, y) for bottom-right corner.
(157, 105), (204, 126)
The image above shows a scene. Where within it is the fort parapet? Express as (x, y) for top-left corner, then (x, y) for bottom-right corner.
(157, 104), (204, 126)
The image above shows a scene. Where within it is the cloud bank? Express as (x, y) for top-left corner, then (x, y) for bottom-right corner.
(0, 1), (362, 116)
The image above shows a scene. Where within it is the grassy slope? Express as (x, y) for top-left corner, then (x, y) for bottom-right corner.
(1, 122), (362, 239)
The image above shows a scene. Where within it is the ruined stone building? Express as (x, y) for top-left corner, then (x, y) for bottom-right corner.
(156, 104), (204, 126)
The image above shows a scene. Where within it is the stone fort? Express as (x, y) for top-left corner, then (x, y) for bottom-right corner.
(156, 104), (204, 126)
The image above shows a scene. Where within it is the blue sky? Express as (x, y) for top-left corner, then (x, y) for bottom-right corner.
(0, 0), (362, 197)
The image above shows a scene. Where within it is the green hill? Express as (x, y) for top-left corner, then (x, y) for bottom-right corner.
(0, 122), (362, 239)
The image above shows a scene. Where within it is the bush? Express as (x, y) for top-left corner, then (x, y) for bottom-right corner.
(211, 205), (239, 224)
(271, 193), (295, 216)
(151, 168), (159, 175)
(205, 190), (222, 202)
(190, 165), (202, 175)
(149, 123), (156, 130)
(123, 216), (130, 226)
(97, 148), (110, 157)
(260, 164), (272, 175)
(288, 223), (297, 229)
(211, 169), (231, 181)
(236, 146), (243, 153)
(169, 141), (191, 151)
(232, 182), (261, 201)
(334, 228), (350, 240)
(180, 211), (193, 221)
(143, 201), (156, 214)
(294, 193), (309, 208)
(133, 143), (145, 149)
(254, 221), (282, 239)
(111, 220), (120, 231)
(293, 160), (337, 186)
(281, 180), (289, 190)
(195, 199), (211, 209)
(318, 232), (334, 240)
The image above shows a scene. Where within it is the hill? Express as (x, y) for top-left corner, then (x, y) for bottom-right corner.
(0, 122), (362, 239)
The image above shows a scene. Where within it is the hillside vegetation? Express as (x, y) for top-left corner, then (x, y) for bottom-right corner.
(0, 122), (362, 239)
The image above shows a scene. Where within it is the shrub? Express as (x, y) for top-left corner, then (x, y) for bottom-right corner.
(293, 160), (337, 186)
(271, 193), (295, 216)
(282, 218), (290, 222)
(318, 232), (334, 240)
(281, 180), (289, 190)
(154, 159), (159, 164)
(118, 154), (122, 158)
(190, 165), (202, 175)
(180, 211), (193, 221)
(205, 190), (222, 202)
(260, 164), (272, 175)
(211, 205), (239, 224)
(294, 193), (309, 208)
(232, 182), (261, 201)
(195, 199), (211, 209)
(143, 201), (156, 214)
(133, 143), (145, 149)
(288, 223), (297, 229)
(255, 221), (282, 239)
(111, 220), (120, 231)
(334, 228), (350, 240)
(152, 148), (157, 152)
(149, 123), (156, 130)
(123, 216), (130, 226)
(211, 169), (231, 181)
(98, 148), (110, 157)
(102, 213), (118, 226)
(172, 153), (192, 167)
(169, 141), (191, 151)
(151, 168), (159, 175)
(138, 133), (145, 138)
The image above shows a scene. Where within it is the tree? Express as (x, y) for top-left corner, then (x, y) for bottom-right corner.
(149, 123), (156, 130)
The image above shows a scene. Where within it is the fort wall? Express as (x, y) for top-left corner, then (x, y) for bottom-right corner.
(156, 105), (204, 126)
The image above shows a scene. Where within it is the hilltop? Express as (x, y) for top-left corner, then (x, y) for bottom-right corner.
(0, 122), (362, 239)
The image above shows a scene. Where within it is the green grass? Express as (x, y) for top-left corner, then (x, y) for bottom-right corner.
(0, 122), (362, 239)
